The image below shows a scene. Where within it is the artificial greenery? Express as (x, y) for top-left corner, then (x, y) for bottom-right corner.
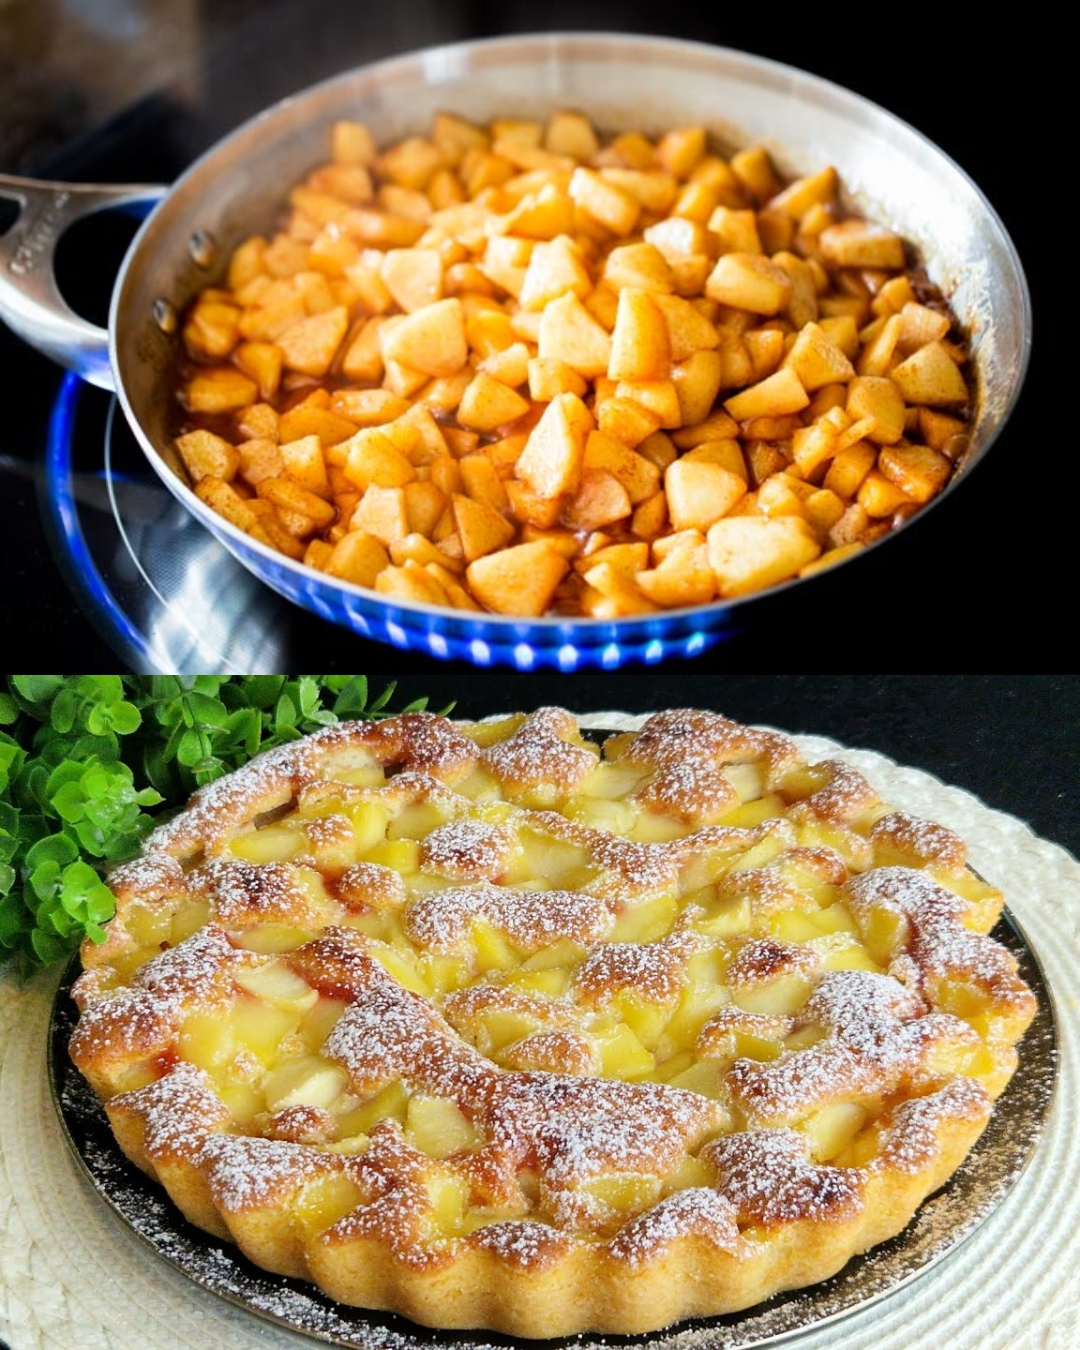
(0, 675), (445, 972)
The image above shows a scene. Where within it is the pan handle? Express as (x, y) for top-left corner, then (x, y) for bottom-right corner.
(0, 174), (164, 390)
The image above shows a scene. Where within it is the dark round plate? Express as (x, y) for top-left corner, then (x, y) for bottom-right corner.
(50, 910), (1057, 1350)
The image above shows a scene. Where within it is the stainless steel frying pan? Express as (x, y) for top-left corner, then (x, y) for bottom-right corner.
(0, 32), (1032, 668)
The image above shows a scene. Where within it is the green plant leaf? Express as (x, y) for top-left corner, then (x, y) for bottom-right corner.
(12, 675), (65, 703)
(50, 781), (87, 823)
(244, 677), (287, 709)
(186, 692), (229, 729)
(25, 833), (80, 871)
(31, 926), (69, 964)
(49, 686), (78, 733)
(177, 728), (208, 768)
(107, 700), (143, 735)
(75, 675), (124, 703)
(274, 692), (298, 734)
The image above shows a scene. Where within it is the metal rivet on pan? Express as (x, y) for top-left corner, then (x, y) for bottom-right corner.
(152, 298), (177, 333)
(188, 230), (216, 267)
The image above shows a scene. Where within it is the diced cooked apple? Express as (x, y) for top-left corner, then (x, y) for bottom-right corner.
(819, 219), (906, 268)
(319, 531), (389, 586)
(707, 515), (821, 597)
(769, 165), (839, 219)
(847, 375), (906, 444)
(706, 252), (792, 315)
(279, 403), (355, 448)
(890, 341), (970, 405)
(723, 367), (809, 421)
(341, 428), (416, 489)
(467, 541), (569, 615)
(451, 492), (515, 561)
(665, 458), (746, 532)
(569, 165), (641, 235)
(614, 378), (682, 429)
(784, 322), (855, 391)
(381, 247), (443, 312)
(583, 430), (661, 503)
(183, 368), (258, 415)
(877, 442), (952, 504)
(455, 372), (531, 433)
(263, 1057), (349, 1111)
(405, 1094), (481, 1156)
(231, 824), (305, 863)
(515, 391), (591, 499)
(276, 306), (349, 376)
(594, 395), (663, 449)
(651, 293), (719, 362)
(594, 1022), (655, 1079)
(636, 536), (716, 607)
(602, 241), (675, 294)
(375, 561), (452, 607)
(380, 296), (468, 376)
(537, 292), (613, 377)
(608, 289), (671, 382)
(823, 440), (877, 499)
(176, 429), (240, 483)
(544, 109), (600, 158)
(349, 485), (410, 545)
(174, 111), (972, 619)
(518, 234), (593, 310)
(857, 469), (913, 518)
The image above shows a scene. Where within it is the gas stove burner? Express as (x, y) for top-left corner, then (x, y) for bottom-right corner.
(41, 374), (305, 672)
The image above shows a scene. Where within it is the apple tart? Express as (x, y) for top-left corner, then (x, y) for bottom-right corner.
(68, 708), (1037, 1336)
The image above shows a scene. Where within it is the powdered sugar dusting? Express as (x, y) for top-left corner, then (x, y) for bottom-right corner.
(205, 1133), (345, 1211)
(726, 968), (978, 1127)
(623, 709), (795, 821)
(419, 818), (517, 881)
(625, 710), (798, 778)
(847, 867), (1036, 1009)
(136, 924), (250, 1003)
(487, 1073), (722, 1191)
(361, 713), (478, 779)
(637, 757), (739, 821)
(191, 859), (317, 929)
(325, 975), (496, 1100)
(706, 1129), (865, 1225)
(875, 1077), (993, 1174)
(335, 861), (407, 911)
(70, 929), (245, 1066)
(111, 1061), (231, 1159)
(575, 930), (697, 1006)
(870, 810), (968, 870)
(727, 938), (820, 990)
(480, 707), (598, 794)
(404, 883), (612, 953)
(609, 1187), (744, 1265)
(469, 1219), (571, 1268)
(797, 760), (880, 824)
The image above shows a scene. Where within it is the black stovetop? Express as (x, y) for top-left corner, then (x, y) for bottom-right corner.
(1, 3), (1068, 833)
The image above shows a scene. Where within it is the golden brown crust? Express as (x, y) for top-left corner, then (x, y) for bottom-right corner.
(70, 709), (1035, 1336)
